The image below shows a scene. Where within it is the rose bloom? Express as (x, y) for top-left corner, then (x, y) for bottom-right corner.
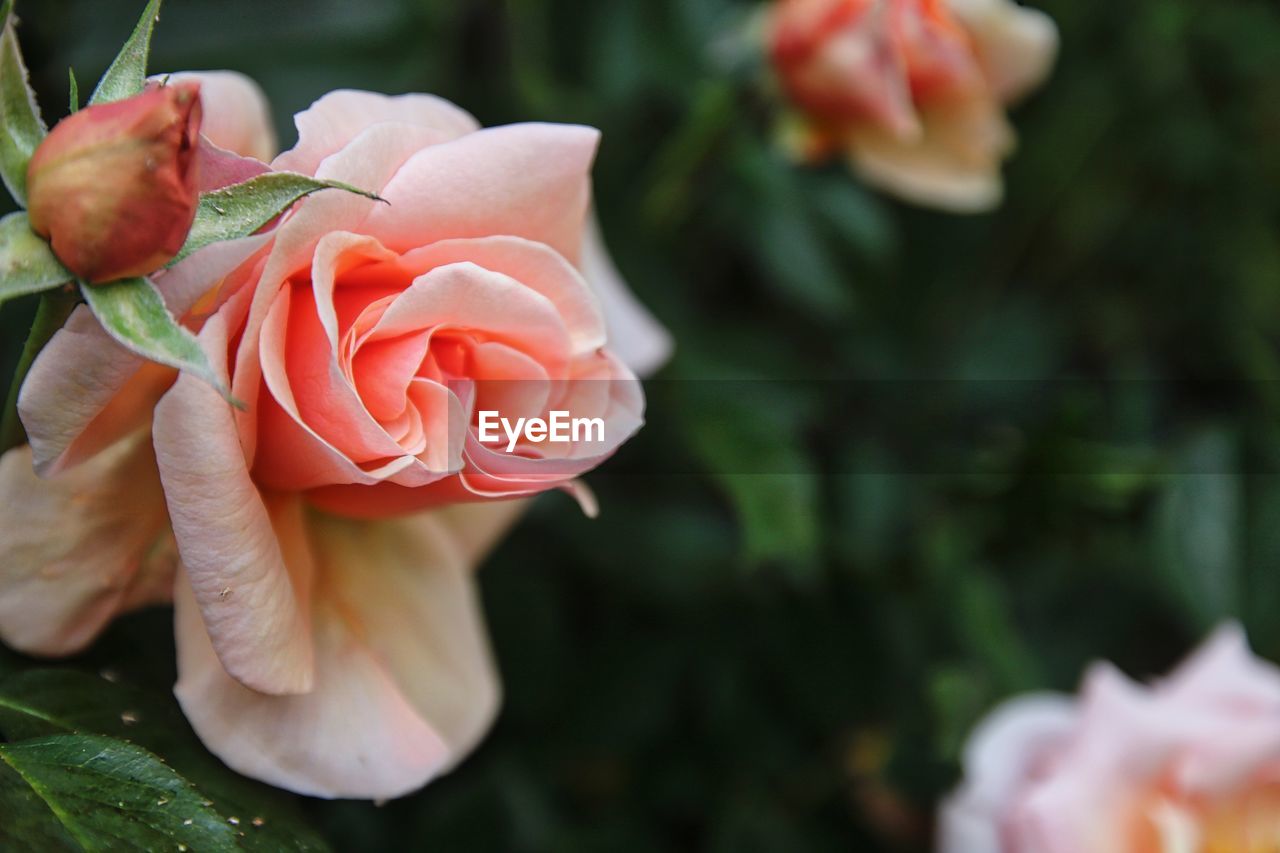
(0, 71), (671, 798)
(940, 624), (1280, 852)
(767, 0), (1058, 212)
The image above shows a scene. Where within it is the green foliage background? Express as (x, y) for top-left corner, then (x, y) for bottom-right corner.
(4, 0), (1280, 849)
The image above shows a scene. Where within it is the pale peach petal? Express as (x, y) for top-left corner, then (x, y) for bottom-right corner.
(174, 509), (499, 799)
(432, 500), (531, 565)
(938, 694), (1077, 853)
(0, 432), (174, 656)
(363, 123), (600, 263)
(19, 307), (151, 477)
(19, 234), (271, 475)
(848, 93), (1013, 212)
(1161, 622), (1280, 709)
(273, 89), (479, 176)
(398, 236), (607, 356)
(153, 305), (313, 695)
(579, 214), (673, 378)
(946, 0), (1059, 103)
(163, 70), (278, 161)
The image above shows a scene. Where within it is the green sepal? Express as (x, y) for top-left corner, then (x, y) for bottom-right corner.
(89, 0), (163, 105)
(172, 171), (385, 265)
(0, 0), (47, 206)
(0, 212), (72, 308)
(80, 275), (233, 402)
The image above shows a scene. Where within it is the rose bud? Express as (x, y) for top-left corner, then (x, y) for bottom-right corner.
(26, 82), (203, 283)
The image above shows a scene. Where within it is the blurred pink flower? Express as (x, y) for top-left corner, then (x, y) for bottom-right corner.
(767, 0), (1057, 212)
(940, 624), (1280, 852)
(0, 71), (671, 799)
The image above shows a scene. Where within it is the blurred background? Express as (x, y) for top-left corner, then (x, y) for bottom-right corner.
(6, 0), (1280, 849)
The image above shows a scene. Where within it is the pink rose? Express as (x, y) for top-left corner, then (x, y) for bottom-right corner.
(0, 72), (671, 798)
(940, 624), (1280, 852)
(767, 0), (1058, 212)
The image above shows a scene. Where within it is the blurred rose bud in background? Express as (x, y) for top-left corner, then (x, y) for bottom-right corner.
(940, 624), (1280, 852)
(767, 0), (1057, 212)
(26, 81), (202, 283)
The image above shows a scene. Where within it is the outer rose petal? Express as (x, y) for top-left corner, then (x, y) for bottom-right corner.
(174, 508), (500, 799)
(273, 89), (479, 176)
(937, 694), (1077, 853)
(163, 70), (278, 162)
(364, 123), (600, 263)
(154, 302), (314, 696)
(434, 501), (531, 565)
(946, 0), (1059, 103)
(579, 214), (673, 377)
(848, 94), (1014, 212)
(1160, 622), (1280, 709)
(0, 432), (175, 656)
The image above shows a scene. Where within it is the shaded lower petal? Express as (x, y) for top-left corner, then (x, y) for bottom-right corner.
(848, 93), (1013, 212)
(174, 508), (500, 800)
(0, 432), (174, 656)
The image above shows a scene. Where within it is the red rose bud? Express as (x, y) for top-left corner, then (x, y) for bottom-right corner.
(26, 82), (203, 284)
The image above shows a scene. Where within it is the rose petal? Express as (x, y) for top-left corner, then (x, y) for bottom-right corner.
(174, 507), (500, 799)
(946, 0), (1060, 103)
(162, 70), (279, 161)
(0, 432), (174, 656)
(153, 303), (314, 695)
(197, 138), (271, 193)
(274, 89), (480, 176)
(848, 93), (1013, 212)
(363, 123), (600, 263)
(397, 235), (608, 356)
(938, 693), (1078, 853)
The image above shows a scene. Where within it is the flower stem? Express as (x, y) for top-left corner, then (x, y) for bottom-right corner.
(0, 286), (79, 454)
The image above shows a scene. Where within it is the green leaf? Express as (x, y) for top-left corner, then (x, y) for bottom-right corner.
(173, 171), (385, 264)
(0, 0), (47, 206)
(1154, 430), (1243, 630)
(79, 276), (228, 399)
(0, 212), (72, 307)
(0, 734), (240, 851)
(682, 380), (820, 579)
(67, 68), (78, 114)
(0, 669), (330, 851)
(89, 0), (162, 106)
